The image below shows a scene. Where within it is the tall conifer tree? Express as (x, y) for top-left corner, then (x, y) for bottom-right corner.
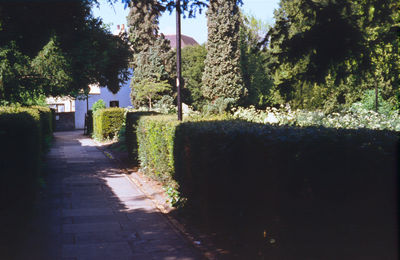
(127, 0), (175, 108)
(201, 0), (245, 107)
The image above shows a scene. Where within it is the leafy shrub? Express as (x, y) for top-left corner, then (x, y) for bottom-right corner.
(232, 105), (400, 131)
(351, 89), (394, 115)
(93, 107), (125, 140)
(173, 120), (398, 257)
(153, 95), (176, 114)
(92, 99), (106, 113)
(202, 97), (236, 115)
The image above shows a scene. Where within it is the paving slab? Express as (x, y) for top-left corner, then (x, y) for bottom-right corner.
(15, 130), (203, 260)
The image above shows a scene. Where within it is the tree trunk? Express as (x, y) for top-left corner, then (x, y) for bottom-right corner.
(375, 81), (379, 112)
(149, 97), (152, 110)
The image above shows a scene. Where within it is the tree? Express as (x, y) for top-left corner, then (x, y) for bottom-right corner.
(132, 78), (170, 109)
(0, 42), (33, 104)
(202, 0), (245, 110)
(266, 0), (400, 110)
(127, 0), (176, 86)
(130, 41), (173, 108)
(239, 13), (274, 108)
(181, 44), (207, 110)
(0, 0), (131, 104)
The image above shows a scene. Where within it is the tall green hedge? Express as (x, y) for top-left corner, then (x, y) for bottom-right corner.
(173, 121), (399, 258)
(125, 111), (159, 163)
(136, 115), (179, 185)
(93, 107), (125, 140)
(0, 106), (52, 209)
(125, 114), (398, 257)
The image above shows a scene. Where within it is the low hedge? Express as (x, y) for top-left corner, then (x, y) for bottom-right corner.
(0, 106), (45, 209)
(93, 107), (125, 140)
(173, 121), (399, 258)
(125, 111), (159, 163)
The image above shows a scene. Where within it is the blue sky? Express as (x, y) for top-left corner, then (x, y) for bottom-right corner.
(92, 0), (280, 44)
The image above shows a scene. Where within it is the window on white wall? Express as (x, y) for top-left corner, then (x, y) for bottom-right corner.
(110, 100), (119, 107)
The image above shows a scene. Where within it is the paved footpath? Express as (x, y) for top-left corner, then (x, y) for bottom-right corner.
(17, 131), (203, 260)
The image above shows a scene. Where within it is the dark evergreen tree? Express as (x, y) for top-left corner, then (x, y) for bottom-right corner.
(127, 0), (176, 107)
(266, 0), (400, 110)
(127, 0), (174, 70)
(239, 14), (273, 108)
(130, 38), (173, 108)
(201, 0), (245, 109)
(181, 44), (207, 110)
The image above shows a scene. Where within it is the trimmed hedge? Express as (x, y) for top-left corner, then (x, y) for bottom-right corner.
(125, 111), (159, 163)
(93, 107), (125, 140)
(136, 115), (179, 185)
(125, 114), (398, 257)
(0, 106), (52, 209)
(173, 121), (399, 258)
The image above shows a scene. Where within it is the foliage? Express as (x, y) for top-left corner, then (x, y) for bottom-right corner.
(127, 0), (175, 74)
(0, 1), (130, 103)
(266, 0), (400, 110)
(231, 105), (400, 131)
(130, 42), (173, 109)
(31, 36), (73, 96)
(136, 115), (180, 186)
(153, 95), (177, 114)
(92, 99), (106, 113)
(93, 107), (125, 140)
(0, 42), (34, 104)
(352, 89), (395, 115)
(173, 119), (398, 258)
(132, 78), (171, 110)
(202, 0), (245, 110)
(239, 13), (274, 108)
(125, 111), (159, 163)
(181, 44), (207, 110)
(0, 106), (53, 209)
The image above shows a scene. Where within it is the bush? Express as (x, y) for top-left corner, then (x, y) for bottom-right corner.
(93, 107), (125, 140)
(92, 99), (106, 113)
(125, 111), (159, 163)
(232, 106), (400, 131)
(31, 105), (53, 149)
(0, 106), (42, 209)
(136, 115), (180, 186)
(173, 120), (399, 258)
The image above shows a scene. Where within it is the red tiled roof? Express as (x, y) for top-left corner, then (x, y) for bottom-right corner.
(163, 34), (199, 49)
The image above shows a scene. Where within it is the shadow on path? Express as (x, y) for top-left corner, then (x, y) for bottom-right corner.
(3, 131), (203, 260)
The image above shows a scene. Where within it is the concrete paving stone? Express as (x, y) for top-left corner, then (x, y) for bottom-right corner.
(62, 242), (133, 260)
(63, 222), (121, 233)
(62, 208), (114, 217)
(62, 233), (75, 244)
(71, 214), (126, 225)
(62, 216), (74, 224)
(69, 201), (113, 209)
(74, 231), (127, 244)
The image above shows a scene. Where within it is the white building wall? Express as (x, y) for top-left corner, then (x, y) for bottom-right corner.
(46, 97), (75, 112)
(75, 83), (132, 129)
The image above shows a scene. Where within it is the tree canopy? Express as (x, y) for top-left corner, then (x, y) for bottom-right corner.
(0, 0), (130, 104)
(266, 0), (400, 110)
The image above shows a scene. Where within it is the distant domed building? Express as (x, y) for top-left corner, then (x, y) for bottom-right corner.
(163, 34), (199, 49)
